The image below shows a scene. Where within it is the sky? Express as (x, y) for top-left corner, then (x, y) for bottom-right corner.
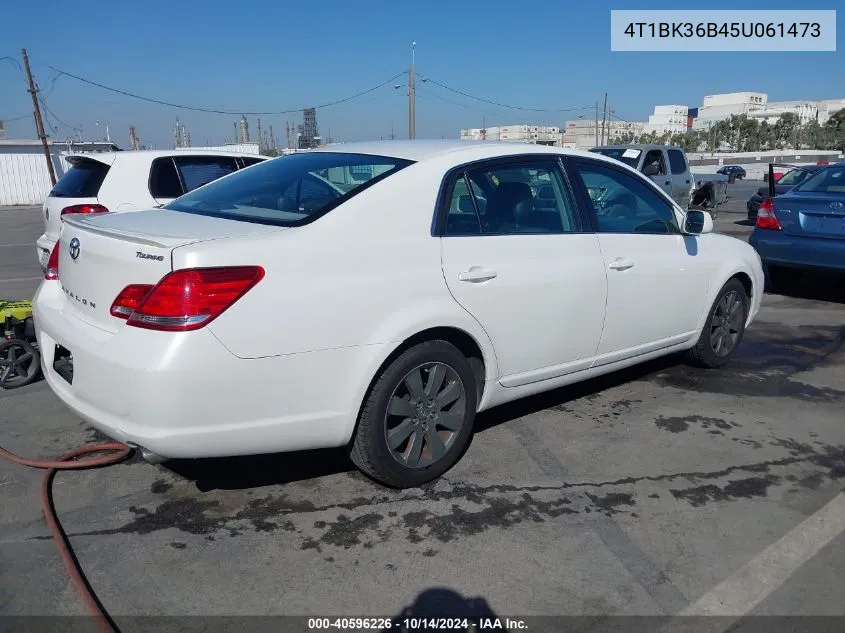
(1, 0), (842, 149)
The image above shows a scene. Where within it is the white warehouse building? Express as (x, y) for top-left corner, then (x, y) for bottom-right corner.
(561, 119), (646, 149)
(692, 92), (768, 130)
(460, 124), (560, 145)
(645, 105), (688, 135)
(691, 92), (845, 130)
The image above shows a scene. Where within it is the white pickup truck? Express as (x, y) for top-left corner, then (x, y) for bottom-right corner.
(591, 144), (729, 217)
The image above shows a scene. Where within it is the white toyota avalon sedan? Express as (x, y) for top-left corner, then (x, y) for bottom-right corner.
(33, 141), (764, 488)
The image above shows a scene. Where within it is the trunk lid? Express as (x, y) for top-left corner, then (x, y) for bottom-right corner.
(56, 209), (286, 333)
(775, 193), (845, 240)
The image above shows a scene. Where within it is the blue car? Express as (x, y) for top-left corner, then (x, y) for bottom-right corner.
(749, 162), (845, 290)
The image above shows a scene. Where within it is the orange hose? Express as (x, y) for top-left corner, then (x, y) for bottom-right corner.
(1, 442), (132, 633)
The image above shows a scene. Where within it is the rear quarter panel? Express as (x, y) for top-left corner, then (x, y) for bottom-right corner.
(97, 154), (156, 212)
(173, 159), (499, 378)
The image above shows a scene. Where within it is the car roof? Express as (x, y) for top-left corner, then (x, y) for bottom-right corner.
(308, 139), (613, 164)
(64, 149), (268, 164)
(593, 144), (684, 152)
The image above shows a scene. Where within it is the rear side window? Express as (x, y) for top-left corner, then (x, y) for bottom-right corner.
(50, 160), (109, 198)
(667, 149), (687, 175)
(149, 158), (183, 198)
(165, 152), (413, 226)
(239, 156), (265, 168)
(175, 156), (239, 192)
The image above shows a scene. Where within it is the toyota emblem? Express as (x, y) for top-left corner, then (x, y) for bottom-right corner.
(69, 238), (80, 260)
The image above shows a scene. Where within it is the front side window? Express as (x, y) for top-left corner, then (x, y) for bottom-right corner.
(443, 160), (581, 236)
(667, 149), (687, 175)
(776, 169), (810, 187)
(642, 150), (666, 176)
(165, 152), (412, 226)
(575, 160), (679, 234)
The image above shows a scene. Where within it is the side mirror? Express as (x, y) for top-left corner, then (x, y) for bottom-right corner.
(642, 163), (660, 177)
(684, 209), (713, 235)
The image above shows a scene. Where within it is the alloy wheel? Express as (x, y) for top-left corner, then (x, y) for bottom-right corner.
(383, 362), (467, 469)
(709, 290), (744, 357)
(0, 340), (39, 389)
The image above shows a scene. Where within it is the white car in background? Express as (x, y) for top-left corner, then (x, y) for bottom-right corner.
(33, 141), (763, 489)
(35, 150), (267, 270)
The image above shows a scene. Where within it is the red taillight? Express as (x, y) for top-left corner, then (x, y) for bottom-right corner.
(44, 242), (60, 280)
(756, 198), (782, 230)
(125, 266), (265, 331)
(110, 284), (154, 319)
(61, 204), (109, 216)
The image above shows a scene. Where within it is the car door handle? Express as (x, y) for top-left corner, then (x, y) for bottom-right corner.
(608, 258), (635, 271)
(458, 267), (497, 283)
(664, 180), (671, 185)
(685, 179), (690, 184)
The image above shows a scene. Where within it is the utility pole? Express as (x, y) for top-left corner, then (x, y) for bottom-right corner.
(21, 48), (56, 185)
(601, 93), (608, 146)
(594, 101), (599, 146)
(408, 41), (416, 139)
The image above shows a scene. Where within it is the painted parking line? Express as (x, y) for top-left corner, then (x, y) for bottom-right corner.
(0, 276), (43, 283)
(666, 492), (845, 631)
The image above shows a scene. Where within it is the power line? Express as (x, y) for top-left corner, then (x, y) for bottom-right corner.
(0, 56), (23, 73)
(415, 86), (514, 119)
(420, 74), (593, 113)
(47, 65), (407, 115)
(38, 95), (79, 132)
(2, 114), (32, 122)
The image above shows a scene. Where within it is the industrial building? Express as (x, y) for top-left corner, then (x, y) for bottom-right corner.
(644, 105), (689, 135)
(560, 119), (645, 149)
(460, 125), (560, 145)
(298, 108), (319, 149)
(691, 92), (845, 130)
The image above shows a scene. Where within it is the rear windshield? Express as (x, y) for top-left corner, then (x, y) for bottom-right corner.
(50, 160), (110, 198)
(165, 152), (413, 226)
(590, 148), (640, 168)
(793, 165), (845, 194)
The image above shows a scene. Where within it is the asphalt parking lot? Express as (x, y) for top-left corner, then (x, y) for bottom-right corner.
(1, 183), (844, 626)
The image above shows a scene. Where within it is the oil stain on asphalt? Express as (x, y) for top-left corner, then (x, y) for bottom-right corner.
(654, 415), (739, 434)
(34, 440), (845, 552)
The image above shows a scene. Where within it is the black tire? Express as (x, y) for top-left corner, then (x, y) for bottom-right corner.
(764, 264), (803, 294)
(686, 279), (749, 369)
(0, 338), (41, 389)
(350, 340), (478, 488)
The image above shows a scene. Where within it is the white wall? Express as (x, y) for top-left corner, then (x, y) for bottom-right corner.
(0, 153), (72, 206)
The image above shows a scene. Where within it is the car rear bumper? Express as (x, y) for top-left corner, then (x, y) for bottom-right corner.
(33, 282), (388, 459)
(35, 234), (56, 272)
(749, 229), (845, 273)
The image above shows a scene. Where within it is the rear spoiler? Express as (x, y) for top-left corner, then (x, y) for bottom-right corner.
(767, 163), (817, 198)
(65, 154), (115, 167)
